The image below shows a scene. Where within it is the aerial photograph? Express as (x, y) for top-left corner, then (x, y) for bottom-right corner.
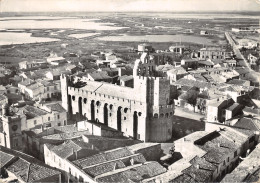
(0, 0), (260, 182)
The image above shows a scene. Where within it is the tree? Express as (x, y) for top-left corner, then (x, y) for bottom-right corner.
(197, 98), (207, 114)
(182, 87), (199, 112)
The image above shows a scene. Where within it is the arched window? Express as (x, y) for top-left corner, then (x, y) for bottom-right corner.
(160, 113), (164, 118)
(124, 108), (128, 113)
(83, 98), (87, 104)
(165, 113), (169, 118)
(154, 113), (158, 118)
(109, 104), (113, 110)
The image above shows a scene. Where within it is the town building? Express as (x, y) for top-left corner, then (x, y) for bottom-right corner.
(221, 143), (260, 182)
(237, 39), (258, 49)
(166, 67), (188, 84)
(181, 59), (199, 69)
(44, 141), (165, 183)
(200, 30), (209, 35)
(19, 59), (47, 70)
(207, 97), (235, 123)
(18, 79), (61, 100)
(138, 43), (153, 53)
(0, 104), (24, 150)
(18, 103), (67, 131)
(169, 45), (186, 54)
(147, 125), (258, 182)
(231, 27), (252, 33)
(61, 52), (175, 142)
(198, 47), (227, 60)
(0, 145), (62, 183)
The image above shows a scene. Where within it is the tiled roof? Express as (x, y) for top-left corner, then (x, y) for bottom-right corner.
(235, 67), (251, 75)
(83, 160), (126, 178)
(22, 105), (48, 119)
(18, 79), (35, 86)
(170, 173), (196, 183)
(243, 106), (260, 115)
(54, 125), (78, 133)
(73, 147), (133, 169)
(1, 146), (60, 182)
(88, 71), (112, 80)
(46, 103), (66, 113)
(221, 144), (260, 183)
(119, 75), (133, 82)
(210, 74), (226, 83)
(198, 60), (214, 66)
(189, 156), (216, 171)
(0, 151), (16, 168)
(156, 64), (175, 72)
(182, 162), (214, 182)
(174, 78), (212, 89)
(42, 130), (91, 141)
(227, 79), (248, 86)
(226, 103), (242, 111)
(96, 162), (166, 182)
(50, 139), (94, 159)
(234, 118), (260, 131)
(167, 67), (188, 75)
(202, 74), (215, 83)
(195, 131), (238, 164)
(27, 82), (43, 90)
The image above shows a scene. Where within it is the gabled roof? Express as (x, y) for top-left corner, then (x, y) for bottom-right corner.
(235, 67), (251, 75)
(156, 64), (175, 72)
(119, 75), (133, 82)
(50, 139), (95, 159)
(73, 147), (133, 169)
(21, 105), (48, 119)
(1, 146), (60, 182)
(45, 103), (66, 113)
(88, 71), (112, 80)
(0, 151), (16, 168)
(243, 106), (260, 115)
(198, 60), (214, 66)
(96, 162), (166, 182)
(227, 79), (249, 85)
(174, 78), (212, 89)
(167, 67), (188, 75)
(234, 117), (260, 131)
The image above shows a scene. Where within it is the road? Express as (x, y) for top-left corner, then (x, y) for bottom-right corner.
(225, 32), (260, 83)
(174, 106), (205, 121)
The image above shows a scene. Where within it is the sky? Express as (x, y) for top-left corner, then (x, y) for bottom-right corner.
(1, 0), (260, 12)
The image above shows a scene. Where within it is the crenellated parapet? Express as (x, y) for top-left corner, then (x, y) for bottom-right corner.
(152, 104), (175, 119)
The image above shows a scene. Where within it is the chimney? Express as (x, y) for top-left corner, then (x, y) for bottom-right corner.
(113, 163), (117, 171)
(130, 158), (134, 166)
(196, 165), (200, 169)
(74, 149), (78, 160)
(41, 125), (44, 132)
(217, 143), (220, 147)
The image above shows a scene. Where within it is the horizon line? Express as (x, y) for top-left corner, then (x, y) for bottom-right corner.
(2, 10), (260, 13)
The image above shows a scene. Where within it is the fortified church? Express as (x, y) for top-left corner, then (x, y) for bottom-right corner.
(61, 51), (175, 142)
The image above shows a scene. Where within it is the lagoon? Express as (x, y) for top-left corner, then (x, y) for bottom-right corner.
(0, 32), (59, 45)
(0, 17), (128, 30)
(68, 33), (100, 38)
(97, 34), (215, 45)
